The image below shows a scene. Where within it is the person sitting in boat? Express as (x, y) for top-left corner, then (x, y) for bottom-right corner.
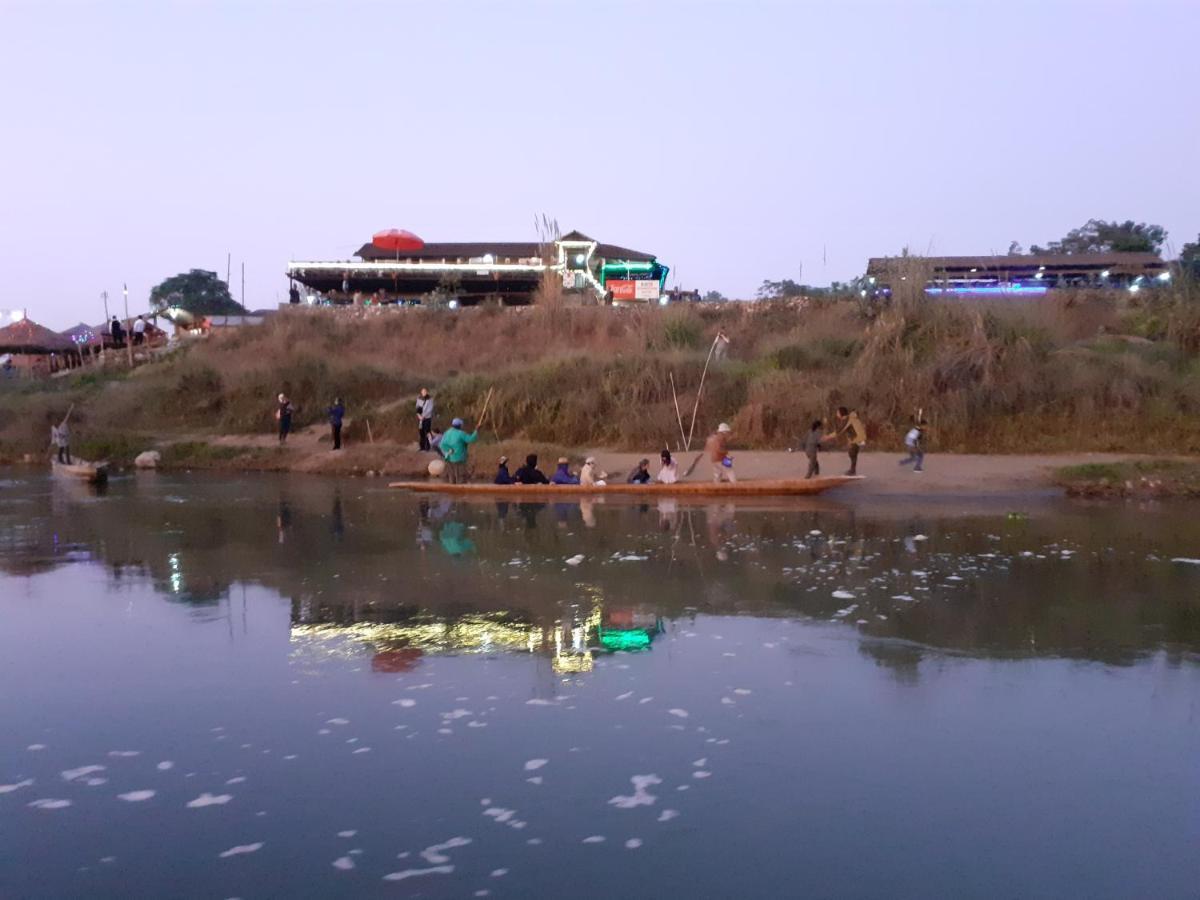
(494, 455), (513, 485)
(657, 449), (679, 484)
(580, 457), (608, 487)
(551, 457), (580, 485)
(515, 454), (550, 485)
(627, 458), (652, 484)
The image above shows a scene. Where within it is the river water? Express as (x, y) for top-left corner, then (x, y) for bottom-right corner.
(0, 472), (1196, 898)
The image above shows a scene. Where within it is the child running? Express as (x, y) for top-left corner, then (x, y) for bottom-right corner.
(898, 420), (927, 472)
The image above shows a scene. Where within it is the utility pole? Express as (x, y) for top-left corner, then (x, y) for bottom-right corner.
(123, 284), (133, 368)
(241, 262), (245, 308)
(226, 253), (232, 287)
(102, 290), (109, 322)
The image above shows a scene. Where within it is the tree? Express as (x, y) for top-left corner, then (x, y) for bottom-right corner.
(756, 278), (805, 299)
(1030, 219), (1167, 255)
(702, 290), (727, 302)
(1180, 235), (1200, 278)
(150, 269), (246, 316)
(1007, 241), (1025, 256)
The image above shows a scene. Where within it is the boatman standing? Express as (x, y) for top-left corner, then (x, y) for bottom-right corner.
(704, 423), (736, 483)
(439, 416), (478, 484)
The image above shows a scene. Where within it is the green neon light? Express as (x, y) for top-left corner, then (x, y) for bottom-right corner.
(597, 628), (654, 652)
(601, 261), (655, 273)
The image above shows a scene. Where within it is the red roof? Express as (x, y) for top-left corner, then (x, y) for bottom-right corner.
(0, 318), (74, 353)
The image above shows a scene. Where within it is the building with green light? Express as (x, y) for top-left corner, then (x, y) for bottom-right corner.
(287, 230), (669, 306)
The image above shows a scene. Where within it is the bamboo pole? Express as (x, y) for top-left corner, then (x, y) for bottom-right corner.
(685, 334), (721, 451)
(668, 372), (688, 452)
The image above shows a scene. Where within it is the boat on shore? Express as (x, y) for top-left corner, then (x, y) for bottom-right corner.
(51, 458), (109, 484)
(388, 476), (862, 497)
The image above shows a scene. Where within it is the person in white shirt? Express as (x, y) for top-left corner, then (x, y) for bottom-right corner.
(132, 315), (147, 345)
(657, 449), (679, 483)
(580, 457), (608, 487)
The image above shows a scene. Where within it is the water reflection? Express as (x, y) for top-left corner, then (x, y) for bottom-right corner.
(0, 473), (1198, 670)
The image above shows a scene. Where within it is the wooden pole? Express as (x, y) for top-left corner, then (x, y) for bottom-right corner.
(685, 334), (721, 451)
(123, 284), (133, 368)
(475, 386), (495, 430)
(668, 372), (688, 452)
(366, 418), (375, 444)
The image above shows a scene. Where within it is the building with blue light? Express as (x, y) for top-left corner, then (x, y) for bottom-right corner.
(866, 252), (1168, 297)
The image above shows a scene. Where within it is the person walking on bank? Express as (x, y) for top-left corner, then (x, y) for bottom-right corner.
(899, 419), (927, 473)
(415, 388), (435, 451)
(828, 406), (867, 476)
(802, 420), (825, 479)
(327, 397), (345, 451)
(276, 393), (294, 445)
(439, 416), (478, 483)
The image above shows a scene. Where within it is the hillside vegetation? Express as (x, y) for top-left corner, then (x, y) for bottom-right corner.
(3, 281), (1200, 465)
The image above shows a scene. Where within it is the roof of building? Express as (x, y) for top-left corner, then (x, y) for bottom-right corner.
(354, 233), (657, 264)
(0, 318), (75, 354)
(867, 252), (1165, 276)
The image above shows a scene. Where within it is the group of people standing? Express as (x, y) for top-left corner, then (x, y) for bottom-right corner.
(107, 315), (149, 348)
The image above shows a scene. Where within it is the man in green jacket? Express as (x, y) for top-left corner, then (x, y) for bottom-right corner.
(439, 416), (478, 483)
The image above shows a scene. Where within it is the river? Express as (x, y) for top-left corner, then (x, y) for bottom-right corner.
(0, 472), (1197, 898)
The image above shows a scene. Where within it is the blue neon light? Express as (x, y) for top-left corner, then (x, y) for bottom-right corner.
(925, 285), (1048, 296)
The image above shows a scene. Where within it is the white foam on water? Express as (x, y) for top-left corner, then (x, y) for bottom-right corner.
(475, 891), (491, 897)
(912, 534), (929, 542)
(625, 838), (643, 849)
(832, 590), (855, 600)
(437, 729), (453, 735)
(619, 555), (649, 561)
(118, 790), (156, 802)
(582, 835), (606, 843)
(467, 721), (487, 728)
(721, 697), (735, 705)
(615, 692), (633, 700)
(186, 793), (232, 808)
(326, 718), (350, 726)
(692, 758), (707, 767)
(657, 809), (679, 822)
(525, 699), (555, 706)
(61, 765), (106, 782)
(107, 751), (140, 758)
(491, 868), (509, 877)
(524, 759), (548, 771)
(29, 798), (71, 809)
(526, 838), (543, 845)
(892, 595), (915, 602)
(483, 807), (515, 823)
(0, 779), (34, 794)
(332, 856), (355, 870)
(393, 699), (417, 708)
(693, 771), (712, 779)
(156, 761), (174, 771)
(733, 688), (752, 695)
(420, 836), (472, 865)
(833, 604), (858, 618)
(283, 754), (297, 760)
(218, 843), (263, 858)
(338, 830), (357, 838)
(225, 777), (247, 785)
(609, 774), (662, 809)
(526, 777), (543, 785)
(1171, 558), (1200, 565)
(353, 748), (372, 754)
(565, 555), (584, 566)
(667, 709), (689, 718)
(26, 744), (46, 751)
(638, 697), (654, 704)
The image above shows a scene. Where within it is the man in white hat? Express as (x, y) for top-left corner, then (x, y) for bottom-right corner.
(580, 456), (608, 487)
(704, 422), (736, 483)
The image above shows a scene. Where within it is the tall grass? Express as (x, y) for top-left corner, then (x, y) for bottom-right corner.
(2, 281), (1199, 459)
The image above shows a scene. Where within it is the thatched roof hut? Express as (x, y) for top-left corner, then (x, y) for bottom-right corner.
(0, 318), (74, 354)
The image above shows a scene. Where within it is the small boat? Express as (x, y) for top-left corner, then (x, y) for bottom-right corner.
(51, 458), (109, 484)
(388, 476), (862, 497)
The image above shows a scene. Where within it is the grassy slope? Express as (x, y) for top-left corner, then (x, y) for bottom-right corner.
(2, 286), (1200, 466)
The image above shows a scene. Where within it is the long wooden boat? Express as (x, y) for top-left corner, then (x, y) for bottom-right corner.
(51, 459), (109, 484)
(388, 476), (862, 497)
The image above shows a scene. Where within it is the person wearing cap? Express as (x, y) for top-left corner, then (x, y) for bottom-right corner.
(656, 449), (679, 484)
(704, 422), (736, 483)
(580, 457), (608, 487)
(627, 458), (652, 484)
(494, 455), (513, 485)
(438, 416), (478, 483)
(551, 456), (580, 485)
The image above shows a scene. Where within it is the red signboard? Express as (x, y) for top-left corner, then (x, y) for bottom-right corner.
(608, 280), (637, 301)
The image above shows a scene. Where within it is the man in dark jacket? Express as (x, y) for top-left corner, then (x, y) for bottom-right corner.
(515, 454), (549, 485)
(327, 397), (345, 450)
(627, 458), (652, 484)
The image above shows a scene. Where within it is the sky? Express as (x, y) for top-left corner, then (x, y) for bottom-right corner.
(2, 0), (1197, 328)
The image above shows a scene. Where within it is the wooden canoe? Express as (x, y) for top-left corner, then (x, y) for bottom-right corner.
(388, 476), (862, 497)
(52, 459), (109, 484)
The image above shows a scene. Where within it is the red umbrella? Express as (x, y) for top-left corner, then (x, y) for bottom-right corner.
(372, 229), (425, 253)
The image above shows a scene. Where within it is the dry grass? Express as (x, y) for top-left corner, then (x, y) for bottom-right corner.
(3, 283), (1200, 461)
